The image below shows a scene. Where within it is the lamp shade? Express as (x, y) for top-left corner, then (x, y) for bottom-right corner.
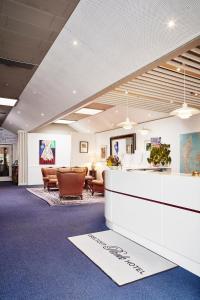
(170, 103), (200, 119)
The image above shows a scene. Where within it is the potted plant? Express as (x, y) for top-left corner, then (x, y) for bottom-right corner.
(106, 155), (121, 169)
(147, 144), (171, 167)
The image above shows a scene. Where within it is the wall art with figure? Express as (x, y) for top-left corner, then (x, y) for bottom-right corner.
(39, 140), (56, 165)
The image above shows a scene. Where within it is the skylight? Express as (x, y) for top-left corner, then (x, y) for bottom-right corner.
(76, 108), (103, 115)
(0, 97), (18, 107)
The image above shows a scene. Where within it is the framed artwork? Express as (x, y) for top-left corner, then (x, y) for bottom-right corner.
(110, 134), (136, 157)
(100, 145), (107, 160)
(39, 140), (56, 165)
(180, 132), (200, 173)
(144, 140), (151, 151)
(80, 141), (88, 153)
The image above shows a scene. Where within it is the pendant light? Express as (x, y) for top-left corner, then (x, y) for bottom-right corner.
(118, 91), (137, 129)
(170, 65), (200, 119)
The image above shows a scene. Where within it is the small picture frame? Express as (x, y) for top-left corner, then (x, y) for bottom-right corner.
(100, 145), (107, 160)
(144, 140), (151, 152)
(80, 141), (88, 153)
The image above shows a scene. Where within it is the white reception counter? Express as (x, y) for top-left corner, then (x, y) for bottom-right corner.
(105, 170), (200, 277)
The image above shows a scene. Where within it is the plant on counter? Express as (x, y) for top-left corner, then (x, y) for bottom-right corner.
(106, 155), (121, 167)
(147, 143), (171, 166)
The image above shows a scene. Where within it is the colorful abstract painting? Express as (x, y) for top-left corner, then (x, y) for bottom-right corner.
(180, 132), (200, 173)
(39, 140), (56, 165)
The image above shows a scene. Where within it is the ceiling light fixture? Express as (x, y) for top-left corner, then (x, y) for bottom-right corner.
(170, 65), (200, 119)
(54, 119), (75, 124)
(167, 20), (176, 28)
(176, 67), (181, 72)
(118, 91), (137, 130)
(138, 128), (150, 135)
(75, 108), (103, 115)
(73, 40), (78, 46)
(41, 113), (45, 117)
(72, 90), (77, 94)
(0, 97), (17, 107)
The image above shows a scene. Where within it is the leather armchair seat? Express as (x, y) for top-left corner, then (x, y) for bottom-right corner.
(91, 171), (105, 195)
(57, 171), (85, 199)
(41, 167), (58, 190)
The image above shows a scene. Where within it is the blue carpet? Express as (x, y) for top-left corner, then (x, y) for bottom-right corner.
(0, 183), (199, 300)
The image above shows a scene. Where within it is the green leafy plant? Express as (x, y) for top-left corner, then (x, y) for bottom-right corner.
(147, 144), (172, 166)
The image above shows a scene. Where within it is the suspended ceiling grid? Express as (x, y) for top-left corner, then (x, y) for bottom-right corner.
(3, 0), (200, 133)
(0, 0), (80, 124)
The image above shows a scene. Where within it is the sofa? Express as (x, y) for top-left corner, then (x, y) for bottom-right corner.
(41, 167), (88, 191)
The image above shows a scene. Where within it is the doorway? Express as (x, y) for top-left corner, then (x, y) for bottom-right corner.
(0, 145), (12, 181)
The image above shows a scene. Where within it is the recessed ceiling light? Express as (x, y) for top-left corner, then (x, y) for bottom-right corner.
(176, 67), (181, 72)
(76, 108), (103, 115)
(41, 113), (45, 117)
(73, 40), (78, 46)
(194, 92), (198, 96)
(54, 119), (75, 124)
(125, 90), (128, 95)
(167, 20), (176, 28)
(72, 90), (77, 94)
(0, 97), (17, 107)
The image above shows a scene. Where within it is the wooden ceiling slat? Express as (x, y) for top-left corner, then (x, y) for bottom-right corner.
(147, 70), (200, 89)
(181, 52), (200, 63)
(131, 77), (198, 94)
(154, 67), (200, 84)
(141, 72), (200, 90)
(160, 62), (200, 79)
(125, 79), (199, 97)
(166, 61), (200, 75)
(114, 88), (200, 107)
(120, 82), (200, 103)
(135, 76), (199, 95)
(97, 96), (180, 113)
(190, 48), (200, 55)
(173, 57), (200, 70)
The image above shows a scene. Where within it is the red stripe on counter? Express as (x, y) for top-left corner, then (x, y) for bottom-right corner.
(105, 188), (200, 214)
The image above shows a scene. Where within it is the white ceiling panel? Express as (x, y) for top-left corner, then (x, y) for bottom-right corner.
(3, 0), (200, 132)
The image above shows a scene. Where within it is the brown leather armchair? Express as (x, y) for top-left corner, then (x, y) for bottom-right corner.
(57, 171), (85, 199)
(91, 171), (105, 195)
(41, 167), (58, 190)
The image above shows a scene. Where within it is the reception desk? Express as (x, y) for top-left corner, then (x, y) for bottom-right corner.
(105, 170), (200, 277)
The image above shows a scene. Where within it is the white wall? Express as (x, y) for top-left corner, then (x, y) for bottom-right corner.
(27, 133), (71, 185)
(31, 124), (96, 182)
(95, 114), (200, 173)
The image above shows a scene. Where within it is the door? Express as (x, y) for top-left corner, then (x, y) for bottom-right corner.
(0, 145), (12, 181)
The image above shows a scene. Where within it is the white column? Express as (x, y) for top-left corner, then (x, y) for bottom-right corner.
(18, 130), (28, 185)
